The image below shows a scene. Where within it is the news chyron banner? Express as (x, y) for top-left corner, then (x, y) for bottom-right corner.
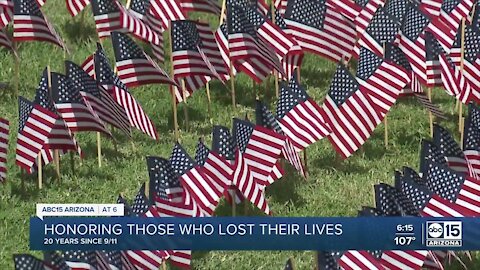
(31, 204), (480, 251)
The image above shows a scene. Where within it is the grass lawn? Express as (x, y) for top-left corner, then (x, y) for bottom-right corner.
(0, 0), (478, 268)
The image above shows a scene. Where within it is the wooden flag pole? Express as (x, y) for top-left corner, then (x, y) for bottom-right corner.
(296, 68), (308, 178)
(169, 26), (180, 140)
(181, 79), (189, 130)
(428, 87), (434, 136)
(459, 18), (466, 134)
(271, 3), (280, 98)
(206, 82), (213, 124)
(14, 42), (20, 98)
(91, 53), (103, 168)
(47, 66), (61, 181)
(220, 0), (236, 108)
(162, 262), (167, 270)
(38, 153), (43, 189)
(384, 115), (389, 147)
(230, 189), (236, 216)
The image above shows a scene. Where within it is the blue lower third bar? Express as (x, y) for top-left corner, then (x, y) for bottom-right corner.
(30, 217), (480, 251)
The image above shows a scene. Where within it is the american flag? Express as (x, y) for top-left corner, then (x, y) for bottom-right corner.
(246, 4), (303, 78)
(268, 8), (304, 79)
(179, 0), (220, 15)
(154, 195), (202, 217)
(276, 72), (330, 151)
(400, 174), (478, 217)
(95, 44), (158, 140)
(43, 251), (71, 270)
(127, 0), (165, 63)
(0, 28), (13, 50)
(337, 250), (385, 270)
(146, 156), (184, 202)
(16, 97), (58, 173)
(356, 47), (410, 117)
(196, 21), (230, 81)
(148, 0), (185, 30)
(50, 72), (110, 135)
(316, 251), (341, 269)
(130, 183), (150, 216)
(463, 103), (480, 176)
(195, 139), (233, 202)
(0, 118), (8, 183)
(450, 19), (480, 104)
(232, 144), (270, 214)
(91, 0), (123, 39)
(283, 0), (356, 63)
(233, 118), (286, 189)
(212, 125), (244, 204)
(61, 251), (96, 269)
(256, 100), (305, 177)
(13, 254), (57, 270)
(321, 64), (380, 159)
(80, 54), (95, 77)
(396, 3), (430, 85)
(94, 251), (123, 270)
(439, 51), (473, 102)
(227, 3), (284, 83)
(126, 185), (170, 270)
(170, 143), (220, 216)
(384, 42), (422, 94)
(427, 0), (475, 53)
(111, 31), (177, 91)
(13, 0), (65, 48)
(330, 0), (385, 35)
(274, 0), (287, 16)
(0, 1), (13, 28)
(433, 124), (472, 175)
(171, 20), (212, 94)
(419, 0), (442, 17)
(374, 183), (418, 216)
(419, 139), (448, 176)
(424, 32), (443, 88)
(424, 161), (480, 215)
(153, 197), (197, 268)
(118, 3), (162, 45)
(65, 60), (132, 136)
(66, 0), (90, 16)
(354, 8), (400, 58)
(214, 23), (237, 80)
(33, 70), (83, 163)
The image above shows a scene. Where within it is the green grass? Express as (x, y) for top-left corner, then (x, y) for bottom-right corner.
(0, 1), (479, 269)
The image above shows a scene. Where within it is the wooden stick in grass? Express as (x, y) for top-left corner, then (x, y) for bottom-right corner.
(181, 79), (189, 130)
(169, 26), (180, 140)
(46, 66), (61, 181)
(38, 153), (42, 189)
(295, 68), (308, 178)
(91, 53), (103, 167)
(427, 87), (434, 136)
(205, 81), (213, 124)
(14, 42), (20, 97)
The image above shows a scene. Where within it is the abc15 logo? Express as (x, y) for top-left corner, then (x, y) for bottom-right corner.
(426, 221), (462, 240)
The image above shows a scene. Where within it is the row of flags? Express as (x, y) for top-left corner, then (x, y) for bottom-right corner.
(309, 105), (480, 270)
(15, 42), (160, 174)
(13, 102), (480, 269)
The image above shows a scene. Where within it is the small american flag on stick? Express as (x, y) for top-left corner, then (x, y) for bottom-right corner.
(111, 31), (176, 90)
(13, 0), (65, 48)
(95, 44), (158, 140)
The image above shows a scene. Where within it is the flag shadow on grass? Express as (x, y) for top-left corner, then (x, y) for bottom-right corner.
(62, 20), (97, 44)
(267, 164), (306, 207)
